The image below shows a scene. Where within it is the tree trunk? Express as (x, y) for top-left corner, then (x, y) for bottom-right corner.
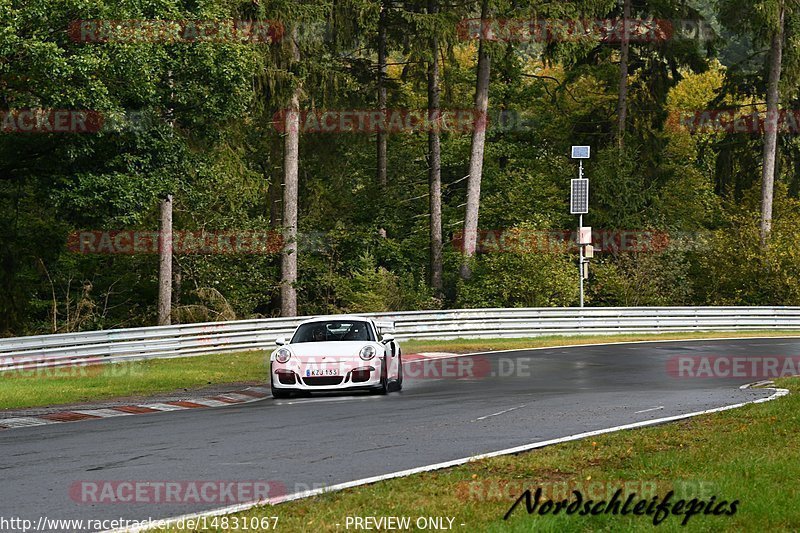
(157, 194), (172, 325)
(428, 0), (443, 295)
(281, 29), (301, 317)
(173, 259), (181, 311)
(616, 0), (630, 148)
(269, 172), (282, 229)
(377, 0), (388, 187)
(460, 0), (491, 280)
(760, 0), (785, 246)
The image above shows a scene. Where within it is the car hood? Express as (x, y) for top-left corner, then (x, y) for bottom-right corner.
(285, 341), (377, 360)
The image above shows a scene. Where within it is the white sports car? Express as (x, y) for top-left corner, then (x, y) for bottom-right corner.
(269, 316), (403, 398)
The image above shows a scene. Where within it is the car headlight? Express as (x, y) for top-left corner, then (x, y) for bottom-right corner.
(359, 345), (376, 360)
(275, 348), (292, 364)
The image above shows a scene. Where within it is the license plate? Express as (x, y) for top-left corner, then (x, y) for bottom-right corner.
(307, 368), (338, 376)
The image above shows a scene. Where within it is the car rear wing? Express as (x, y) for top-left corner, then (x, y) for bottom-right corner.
(374, 320), (395, 333)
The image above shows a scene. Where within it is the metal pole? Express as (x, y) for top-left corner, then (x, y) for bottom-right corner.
(578, 159), (585, 308)
(579, 213), (584, 308)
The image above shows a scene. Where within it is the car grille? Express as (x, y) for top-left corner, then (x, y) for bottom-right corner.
(302, 376), (344, 386)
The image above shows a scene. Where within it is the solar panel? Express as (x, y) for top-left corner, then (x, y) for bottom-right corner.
(571, 146), (591, 159)
(570, 179), (589, 214)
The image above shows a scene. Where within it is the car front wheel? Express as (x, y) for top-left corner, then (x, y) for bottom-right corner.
(373, 358), (389, 395)
(271, 378), (291, 399)
(393, 351), (403, 392)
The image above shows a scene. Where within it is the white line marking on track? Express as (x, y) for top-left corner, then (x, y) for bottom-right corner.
(103, 386), (789, 533)
(634, 406), (664, 414)
(473, 404), (526, 421)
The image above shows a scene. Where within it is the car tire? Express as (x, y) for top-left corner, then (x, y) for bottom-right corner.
(374, 358), (389, 395)
(271, 379), (291, 399)
(393, 351), (403, 392)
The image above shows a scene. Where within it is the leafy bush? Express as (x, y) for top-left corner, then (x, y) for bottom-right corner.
(337, 254), (440, 313)
(456, 246), (577, 308)
(691, 203), (800, 306)
(588, 246), (694, 306)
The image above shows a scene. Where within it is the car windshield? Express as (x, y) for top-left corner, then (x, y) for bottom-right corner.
(291, 321), (374, 343)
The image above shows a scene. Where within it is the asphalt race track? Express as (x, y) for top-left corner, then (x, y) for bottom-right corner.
(1, 337), (794, 530)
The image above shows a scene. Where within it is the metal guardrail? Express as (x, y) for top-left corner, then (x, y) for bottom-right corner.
(2, 307), (800, 371)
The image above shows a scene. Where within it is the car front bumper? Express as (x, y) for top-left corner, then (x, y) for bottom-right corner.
(271, 359), (384, 392)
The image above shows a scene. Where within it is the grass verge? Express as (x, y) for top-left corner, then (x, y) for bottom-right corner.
(0, 351), (268, 411)
(2, 330), (798, 411)
(169, 378), (799, 532)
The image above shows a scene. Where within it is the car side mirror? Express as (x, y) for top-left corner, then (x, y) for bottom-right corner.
(275, 337), (286, 346)
(381, 334), (394, 344)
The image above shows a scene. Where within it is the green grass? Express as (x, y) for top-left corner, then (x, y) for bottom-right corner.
(0, 351), (269, 411)
(2, 330), (798, 411)
(170, 378), (800, 532)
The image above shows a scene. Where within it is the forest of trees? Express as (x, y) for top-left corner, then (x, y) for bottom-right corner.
(2, 0), (800, 336)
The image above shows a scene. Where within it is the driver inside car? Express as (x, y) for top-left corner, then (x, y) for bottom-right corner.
(312, 326), (326, 342)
